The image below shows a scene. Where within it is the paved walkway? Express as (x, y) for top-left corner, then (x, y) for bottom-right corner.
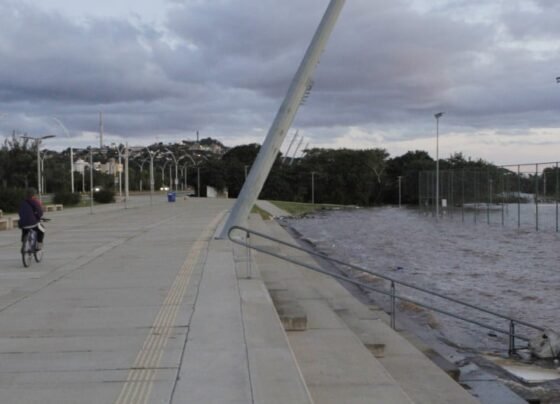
(0, 196), (483, 403)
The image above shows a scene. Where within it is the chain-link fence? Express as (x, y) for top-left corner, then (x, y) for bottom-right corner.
(418, 162), (560, 232)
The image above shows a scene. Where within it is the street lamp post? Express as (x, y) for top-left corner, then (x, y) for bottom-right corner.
(168, 162), (172, 190)
(89, 147), (94, 214)
(145, 148), (157, 206)
(181, 154), (196, 195)
(434, 112), (444, 218)
(124, 143), (130, 208)
(197, 166), (201, 197)
(398, 175), (402, 208)
(311, 171), (316, 204)
(165, 149), (179, 192)
(158, 159), (170, 185)
(136, 158), (149, 191)
(39, 150), (51, 194)
(112, 143), (126, 199)
(183, 162), (193, 194)
(175, 155), (187, 191)
(21, 135), (56, 202)
(51, 117), (74, 193)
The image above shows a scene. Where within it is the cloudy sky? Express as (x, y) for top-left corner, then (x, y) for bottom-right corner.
(0, 0), (559, 165)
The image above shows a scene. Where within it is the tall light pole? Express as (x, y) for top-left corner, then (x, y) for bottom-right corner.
(89, 147), (94, 214)
(50, 117), (74, 193)
(311, 171), (316, 204)
(40, 150), (51, 194)
(175, 155), (187, 190)
(124, 142), (130, 208)
(135, 158), (149, 191)
(146, 148), (157, 206)
(398, 175), (402, 208)
(434, 112), (444, 218)
(111, 143), (126, 199)
(181, 154), (196, 194)
(165, 149), (179, 192)
(21, 135), (56, 202)
(197, 166), (201, 197)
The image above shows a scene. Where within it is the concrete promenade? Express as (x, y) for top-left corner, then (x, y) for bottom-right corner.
(0, 196), (480, 403)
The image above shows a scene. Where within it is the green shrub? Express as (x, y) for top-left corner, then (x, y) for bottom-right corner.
(0, 188), (25, 213)
(93, 189), (115, 204)
(53, 192), (81, 206)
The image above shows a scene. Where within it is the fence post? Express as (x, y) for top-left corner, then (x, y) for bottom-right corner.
(474, 170), (478, 224)
(487, 168), (491, 225)
(517, 165), (521, 229)
(450, 171), (454, 218)
(390, 281), (396, 330)
(535, 164), (539, 232)
(461, 168), (465, 224)
(554, 162), (558, 233)
(500, 171), (506, 227)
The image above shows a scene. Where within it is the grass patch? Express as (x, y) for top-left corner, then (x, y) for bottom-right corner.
(252, 204), (273, 220)
(268, 200), (343, 217)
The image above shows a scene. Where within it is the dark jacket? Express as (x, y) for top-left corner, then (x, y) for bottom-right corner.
(18, 198), (43, 228)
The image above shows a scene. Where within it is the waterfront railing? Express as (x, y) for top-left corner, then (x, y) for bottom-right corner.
(229, 225), (545, 357)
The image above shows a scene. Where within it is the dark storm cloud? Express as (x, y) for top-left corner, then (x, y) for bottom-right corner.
(0, 0), (559, 148)
(0, 2), (178, 104)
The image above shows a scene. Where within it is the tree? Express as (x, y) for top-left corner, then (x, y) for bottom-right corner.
(221, 144), (260, 198)
(385, 150), (434, 204)
(1, 133), (36, 189)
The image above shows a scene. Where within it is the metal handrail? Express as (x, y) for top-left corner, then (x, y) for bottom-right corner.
(228, 225), (545, 356)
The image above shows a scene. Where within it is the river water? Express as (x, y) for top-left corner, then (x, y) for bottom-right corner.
(283, 206), (560, 354)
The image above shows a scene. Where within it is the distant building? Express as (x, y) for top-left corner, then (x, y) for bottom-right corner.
(73, 157), (121, 175)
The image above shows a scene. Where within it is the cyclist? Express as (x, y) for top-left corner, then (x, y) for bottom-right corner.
(18, 188), (45, 250)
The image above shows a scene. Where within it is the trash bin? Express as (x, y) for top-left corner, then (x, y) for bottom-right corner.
(167, 192), (176, 202)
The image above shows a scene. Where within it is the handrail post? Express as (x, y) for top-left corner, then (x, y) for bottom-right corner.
(390, 281), (396, 330)
(246, 231), (252, 279)
(508, 320), (516, 356)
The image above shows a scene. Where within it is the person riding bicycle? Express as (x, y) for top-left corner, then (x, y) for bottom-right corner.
(18, 188), (45, 250)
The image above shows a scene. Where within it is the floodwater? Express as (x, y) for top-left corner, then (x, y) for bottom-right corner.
(427, 202), (560, 233)
(284, 206), (560, 354)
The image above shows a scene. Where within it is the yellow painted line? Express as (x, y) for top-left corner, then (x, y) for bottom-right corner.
(115, 211), (226, 404)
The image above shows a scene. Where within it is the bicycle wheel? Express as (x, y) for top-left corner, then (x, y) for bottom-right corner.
(21, 233), (33, 268)
(34, 247), (43, 263)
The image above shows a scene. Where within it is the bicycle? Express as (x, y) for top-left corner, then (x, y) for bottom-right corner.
(21, 218), (49, 267)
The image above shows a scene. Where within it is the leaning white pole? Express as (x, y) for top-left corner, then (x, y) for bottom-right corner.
(219, 0), (346, 238)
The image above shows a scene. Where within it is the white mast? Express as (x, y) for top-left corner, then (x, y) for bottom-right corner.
(219, 0), (346, 238)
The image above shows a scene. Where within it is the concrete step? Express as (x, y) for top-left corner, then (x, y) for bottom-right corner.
(268, 289), (308, 331)
(249, 215), (481, 404)
(232, 241), (313, 404)
(249, 216), (415, 404)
